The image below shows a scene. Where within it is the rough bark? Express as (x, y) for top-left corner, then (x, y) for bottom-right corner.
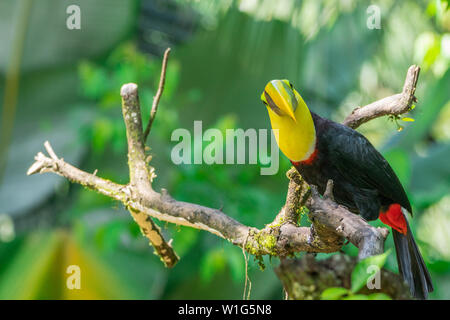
(27, 59), (420, 298)
(276, 254), (411, 300)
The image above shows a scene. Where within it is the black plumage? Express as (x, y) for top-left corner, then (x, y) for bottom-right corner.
(295, 113), (410, 220)
(292, 112), (433, 299)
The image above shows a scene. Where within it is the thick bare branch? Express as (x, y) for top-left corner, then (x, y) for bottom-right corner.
(25, 147), (336, 256)
(27, 146), (386, 259)
(276, 254), (411, 300)
(120, 83), (178, 267)
(343, 65), (420, 129)
(270, 167), (310, 225)
(27, 65), (419, 271)
(307, 183), (388, 260)
(127, 207), (179, 268)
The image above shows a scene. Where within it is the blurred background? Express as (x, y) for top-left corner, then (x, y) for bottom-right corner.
(0, 0), (449, 299)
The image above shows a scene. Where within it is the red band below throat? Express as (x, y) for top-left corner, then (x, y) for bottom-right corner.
(291, 148), (318, 166)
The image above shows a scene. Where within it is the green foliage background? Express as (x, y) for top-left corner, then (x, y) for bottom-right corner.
(0, 0), (449, 299)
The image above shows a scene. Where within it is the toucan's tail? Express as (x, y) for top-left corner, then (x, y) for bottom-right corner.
(393, 225), (433, 299)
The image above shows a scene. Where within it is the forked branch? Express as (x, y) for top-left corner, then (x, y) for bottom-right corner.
(343, 65), (420, 128)
(27, 61), (420, 265)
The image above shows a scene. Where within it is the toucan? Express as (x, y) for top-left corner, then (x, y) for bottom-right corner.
(261, 79), (433, 299)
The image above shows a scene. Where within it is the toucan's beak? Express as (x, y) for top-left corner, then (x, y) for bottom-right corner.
(262, 80), (297, 122)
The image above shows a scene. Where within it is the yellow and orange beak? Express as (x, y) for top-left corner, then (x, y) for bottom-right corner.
(261, 79), (298, 122)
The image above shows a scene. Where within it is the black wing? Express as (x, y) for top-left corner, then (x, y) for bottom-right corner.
(321, 121), (412, 214)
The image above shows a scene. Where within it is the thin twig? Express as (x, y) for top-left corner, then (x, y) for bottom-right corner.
(143, 48), (171, 142)
(44, 140), (58, 160)
(242, 231), (251, 300)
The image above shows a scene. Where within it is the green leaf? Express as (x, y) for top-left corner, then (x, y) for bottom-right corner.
(351, 249), (391, 293)
(387, 69), (450, 150)
(401, 117), (415, 122)
(321, 287), (349, 300)
(368, 293), (392, 300)
(342, 294), (370, 300)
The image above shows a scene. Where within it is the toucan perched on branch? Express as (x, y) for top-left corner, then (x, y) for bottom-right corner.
(262, 79), (433, 299)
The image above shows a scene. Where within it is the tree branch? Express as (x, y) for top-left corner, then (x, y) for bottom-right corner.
(343, 65), (420, 129)
(143, 48), (171, 142)
(276, 254), (411, 300)
(120, 83), (178, 267)
(307, 180), (388, 260)
(26, 144), (344, 257)
(25, 141), (387, 259)
(27, 65), (419, 273)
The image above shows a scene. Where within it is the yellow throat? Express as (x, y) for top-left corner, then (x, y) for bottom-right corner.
(261, 79), (316, 162)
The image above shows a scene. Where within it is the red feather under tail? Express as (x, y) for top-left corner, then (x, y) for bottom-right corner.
(379, 203), (407, 234)
(379, 203), (433, 299)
